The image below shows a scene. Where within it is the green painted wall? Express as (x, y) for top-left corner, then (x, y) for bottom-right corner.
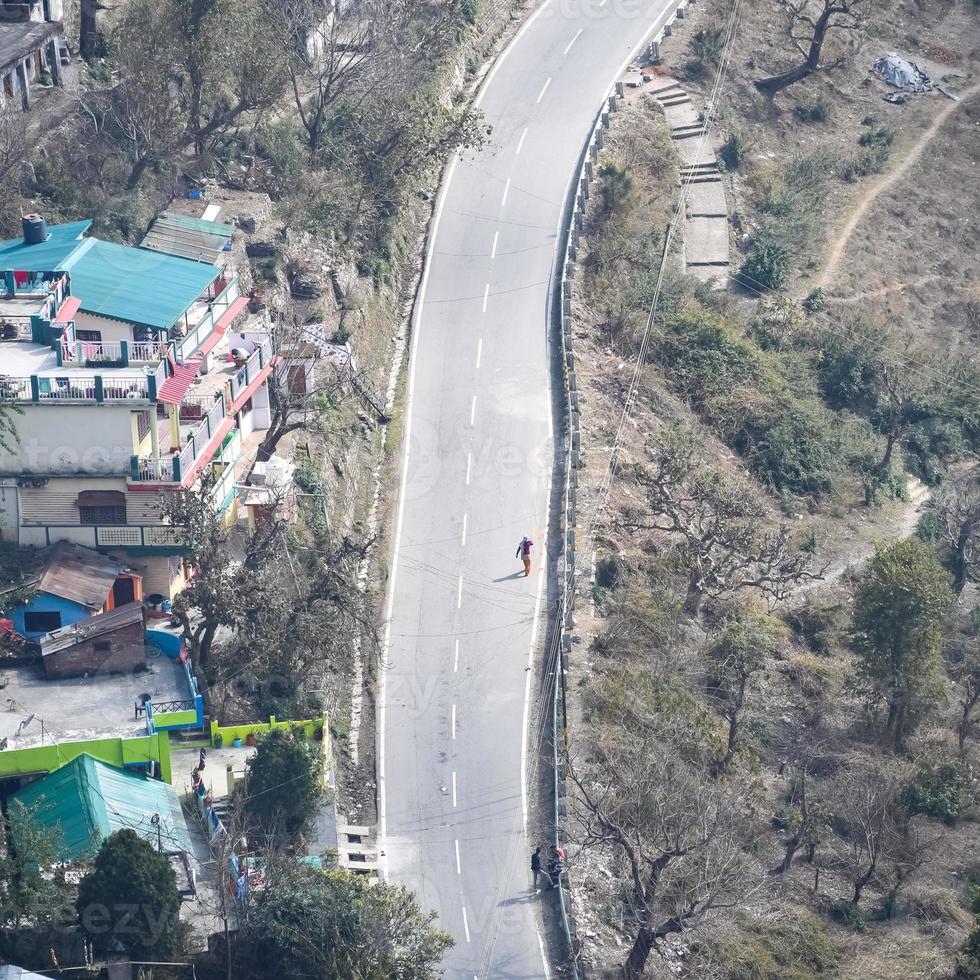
(153, 709), (198, 730)
(0, 732), (172, 785)
(210, 715), (324, 745)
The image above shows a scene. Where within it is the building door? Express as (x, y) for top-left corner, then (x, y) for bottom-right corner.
(112, 576), (137, 607)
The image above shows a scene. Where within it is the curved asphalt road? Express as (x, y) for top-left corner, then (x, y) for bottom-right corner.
(380, 1), (680, 975)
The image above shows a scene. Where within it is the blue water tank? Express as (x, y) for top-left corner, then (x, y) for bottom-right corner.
(22, 213), (47, 245)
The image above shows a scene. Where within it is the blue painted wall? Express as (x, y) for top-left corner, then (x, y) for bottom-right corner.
(8, 592), (93, 639)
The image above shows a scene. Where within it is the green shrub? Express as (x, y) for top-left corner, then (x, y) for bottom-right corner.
(736, 398), (836, 495)
(859, 124), (895, 149)
(907, 758), (967, 824)
(863, 468), (910, 506)
(830, 899), (866, 931)
(794, 99), (829, 123)
(691, 26), (726, 65)
(719, 132), (747, 170)
(595, 555), (625, 591)
(460, 0), (478, 25)
(722, 912), (839, 980)
(785, 599), (847, 655)
(841, 146), (890, 181)
(737, 237), (790, 292)
(802, 288), (824, 313)
(597, 161), (634, 214)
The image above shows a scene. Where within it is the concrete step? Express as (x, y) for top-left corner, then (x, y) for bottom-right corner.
(339, 841), (376, 856)
(686, 261), (731, 268)
(682, 175), (724, 184)
(672, 129), (708, 141)
(338, 824), (372, 838)
(680, 162), (718, 174)
(650, 82), (685, 96)
(658, 94), (691, 106)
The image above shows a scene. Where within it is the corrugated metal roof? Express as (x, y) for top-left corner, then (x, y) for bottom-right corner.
(64, 237), (220, 331)
(37, 541), (129, 610)
(11, 754), (192, 861)
(141, 211), (233, 264)
(41, 601), (144, 657)
(0, 219), (92, 271)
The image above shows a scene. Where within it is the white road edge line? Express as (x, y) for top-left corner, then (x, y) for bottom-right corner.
(538, 930), (552, 979)
(462, 906), (471, 942)
(516, 126), (528, 155)
(457, 574), (463, 608)
(461, 512), (468, 547)
(563, 28), (583, 55)
(465, 452), (472, 485)
(490, 231), (499, 259)
(454, 639), (460, 672)
(536, 77), (551, 104)
(482, 282), (490, 312)
(500, 178), (511, 207)
(452, 770), (458, 807)
(452, 703), (457, 739)
(470, 395), (476, 426)
(455, 838), (462, 873)
(476, 337), (483, 369)
(377, 145), (463, 884)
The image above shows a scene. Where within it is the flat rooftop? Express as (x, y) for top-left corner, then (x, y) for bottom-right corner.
(0, 294), (48, 319)
(0, 653), (192, 749)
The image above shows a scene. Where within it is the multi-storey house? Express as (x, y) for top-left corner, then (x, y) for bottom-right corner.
(0, 215), (273, 597)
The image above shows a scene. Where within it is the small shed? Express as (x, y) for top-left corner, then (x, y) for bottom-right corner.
(10, 753), (193, 861)
(140, 211), (234, 264)
(40, 601), (146, 679)
(7, 542), (142, 638)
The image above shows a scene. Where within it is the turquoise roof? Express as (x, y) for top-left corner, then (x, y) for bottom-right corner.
(0, 219), (91, 271)
(0, 220), (220, 330)
(10, 754), (191, 861)
(64, 237), (219, 331)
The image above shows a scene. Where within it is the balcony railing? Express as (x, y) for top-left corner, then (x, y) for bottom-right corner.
(0, 362), (165, 404)
(172, 278), (241, 362)
(59, 339), (166, 368)
(95, 525), (187, 549)
(228, 339), (270, 403)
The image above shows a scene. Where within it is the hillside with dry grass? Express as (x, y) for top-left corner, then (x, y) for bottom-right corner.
(562, 1), (980, 977)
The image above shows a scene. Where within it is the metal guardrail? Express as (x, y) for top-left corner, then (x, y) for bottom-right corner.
(549, 5), (690, 976)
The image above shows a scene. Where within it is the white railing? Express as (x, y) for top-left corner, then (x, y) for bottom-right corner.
(174, 278), (241, 362)
(228, 338), (270, 404)
(176, 394), (227, 481)
(133, 456), (176, 482)
(130, 342), (162, 363)
(0, 377), (31, 400)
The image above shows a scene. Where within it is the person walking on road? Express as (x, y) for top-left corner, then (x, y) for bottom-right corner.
(516, 535), (534, 577)
(531, 846), (553, 893)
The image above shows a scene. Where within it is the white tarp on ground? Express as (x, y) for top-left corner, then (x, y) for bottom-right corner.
(872, 53), (932, 93)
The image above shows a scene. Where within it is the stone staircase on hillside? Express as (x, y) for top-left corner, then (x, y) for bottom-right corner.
(650, 79), (730, 287)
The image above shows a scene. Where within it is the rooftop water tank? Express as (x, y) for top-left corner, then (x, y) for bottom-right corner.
(22, 214), (47, 245)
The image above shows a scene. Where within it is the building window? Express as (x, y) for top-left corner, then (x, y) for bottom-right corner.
(94, 640), (111, 653)
(136, 411), (151, 442)
(134, 326), (157, 343)
(24, 611), (61, 633)
(76, 330), (103, 342)
(80, 505), (127, 526)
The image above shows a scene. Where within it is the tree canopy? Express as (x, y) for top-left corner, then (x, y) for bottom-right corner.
(76, 829), (179, 961)
(851, 538), (955, 751)
(244, 865), (452, 979)
(243, 728), (326, 843)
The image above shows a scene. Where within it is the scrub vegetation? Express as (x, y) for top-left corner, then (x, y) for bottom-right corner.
(566, 1), (980, 977)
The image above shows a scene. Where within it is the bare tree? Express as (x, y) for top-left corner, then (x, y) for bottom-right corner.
(620, 433), (822, 617)
(755, 0), (870, 96)
(569, 732), (755, 978)
(829, 760), (934, 908)
(945, 631), (980, 759)
(257, 312), (358, 462)
(100, 0), (288, 188)
(772, 765), (828, 875)
(934, 468), (980, 595)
